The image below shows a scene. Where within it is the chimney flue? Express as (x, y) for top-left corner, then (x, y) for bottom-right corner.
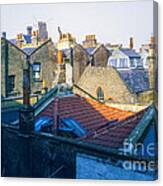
(129, 37), (134, 49)
(58, 50), (63, 64)
(150, 36), (155, 45)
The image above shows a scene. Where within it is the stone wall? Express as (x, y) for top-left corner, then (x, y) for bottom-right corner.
(73, 44), (89, 84)
(1, 124), (157, 179)
(1, 38), (26, 97)
(1, 39), (8, 97)
(138, 90), (155, 105)
(74, 66), (137, 104)
(1, 38), (58, 97)
(1, 125), (76, 178)
(30, 41), (57, 93)
(93, 45), (110, 67)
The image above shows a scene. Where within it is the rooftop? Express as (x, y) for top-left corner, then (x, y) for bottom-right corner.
(120, 48), (141, 58)
(37, 93), (154, 150)
(22, 47), (36, 55)
(118, 69), (150, 93)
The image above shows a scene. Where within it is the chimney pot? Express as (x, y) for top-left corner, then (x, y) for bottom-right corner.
(27, 26), (32, 36)
(2, 32), (6, 38)
(58, 50), (63, 64)
(129, 37), (134, 49)
(150, 36), (155, 45)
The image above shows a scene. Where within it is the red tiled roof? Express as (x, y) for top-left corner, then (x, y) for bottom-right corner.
(37, 94), (146, 149)
(83, 110), (145, 148)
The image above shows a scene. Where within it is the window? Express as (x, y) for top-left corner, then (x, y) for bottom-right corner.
(137, 58), (143, 68)
(119, 58), (128, 68)
(97, 87), (104, 101)
(109, 59), (118, 67)
(130, 59), (137, 68)
(8, 75), (15, 93)
(33, 63), (41, 81)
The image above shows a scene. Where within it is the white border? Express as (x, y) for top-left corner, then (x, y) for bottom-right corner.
(0, 0), (162, 185)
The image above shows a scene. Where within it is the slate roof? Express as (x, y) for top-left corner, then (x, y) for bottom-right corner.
(10, 34), (32, 45)
(118, 69), (150, 93)
(85, 47), (96, 55)
(37, 94), (154, 149)
(10, 39), (17, 45)
(23, 34), (32, 43)
(22, 47), (36, 55)
(120, 48), (141, 58)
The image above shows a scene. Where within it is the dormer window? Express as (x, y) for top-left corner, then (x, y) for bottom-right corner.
(110, 58), (118, 67)
(97, 87), (104, 102)
(119, 58), (128, 68)
(8, 75), (15, 93)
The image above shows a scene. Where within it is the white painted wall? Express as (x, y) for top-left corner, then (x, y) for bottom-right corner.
(65, 63), (73, 86)
(76, 153), (155, 180)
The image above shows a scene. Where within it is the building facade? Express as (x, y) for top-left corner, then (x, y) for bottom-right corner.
(10, 22), (49, 49)
(1, 37), (58, 98)
(91, 44), (110, 67)
(72, 44), (90, 84)
(107, 48), (143, 70)
(73, 65), (137, 104)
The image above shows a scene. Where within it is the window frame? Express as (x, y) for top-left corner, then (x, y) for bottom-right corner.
(8, 75), (15, 93)
(97, 87), (104, 101)
(33, 62), (41, 82)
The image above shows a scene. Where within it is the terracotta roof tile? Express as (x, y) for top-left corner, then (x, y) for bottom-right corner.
(37, 94), (146, 148)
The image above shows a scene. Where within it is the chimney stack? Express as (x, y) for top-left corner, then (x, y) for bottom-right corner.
(150, 36), (155, 45)
(27, 26), (32, 36)
(129, 37), (134, 49)
(2, 32), (6, 38)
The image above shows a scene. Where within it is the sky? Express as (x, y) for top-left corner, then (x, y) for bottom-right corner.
(0, 0), (154, 50)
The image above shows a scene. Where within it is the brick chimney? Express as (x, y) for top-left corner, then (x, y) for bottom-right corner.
(150, 36), (155, 45)
(16, 33), (23, 48)
(129, 37), (134, 49)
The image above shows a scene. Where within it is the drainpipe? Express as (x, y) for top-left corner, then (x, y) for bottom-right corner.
(53, 96), (60, 134)
(23, 55), (31, 106)
(70, 46), (73, 67)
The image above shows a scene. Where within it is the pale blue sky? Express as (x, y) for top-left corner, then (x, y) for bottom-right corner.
(0, 0), (154, 49)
